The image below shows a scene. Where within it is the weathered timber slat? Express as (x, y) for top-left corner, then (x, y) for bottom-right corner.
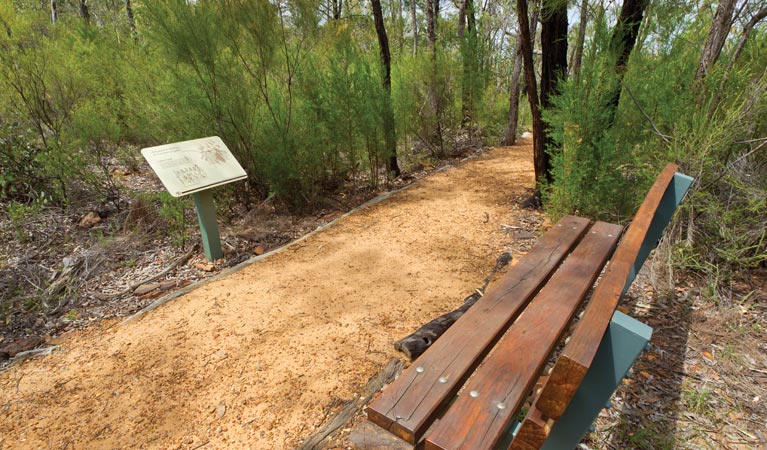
(535, 163), (679, 421)
(366, 215), (590, 444)
(509, 405), (549, 450)
(424, 221), (623, 450)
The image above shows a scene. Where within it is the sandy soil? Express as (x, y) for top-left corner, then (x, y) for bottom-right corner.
(0, 141), (540, 449)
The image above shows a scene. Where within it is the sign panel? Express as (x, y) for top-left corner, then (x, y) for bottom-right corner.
(141, 136), (247, 197)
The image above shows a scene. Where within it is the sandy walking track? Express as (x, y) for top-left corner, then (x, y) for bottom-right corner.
(1, 142), (538, 449)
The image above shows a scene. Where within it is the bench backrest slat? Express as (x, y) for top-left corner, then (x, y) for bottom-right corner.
(535, 163), (692, 422)
(424, 222), (622, 450)
(366, 216), (591, 444)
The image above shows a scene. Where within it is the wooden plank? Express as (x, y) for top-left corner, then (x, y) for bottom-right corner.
(535, 163), (678, 421)
(509, 406), (550, 450)
(424, 221), (623, 450)
(367, 216), (591, 444)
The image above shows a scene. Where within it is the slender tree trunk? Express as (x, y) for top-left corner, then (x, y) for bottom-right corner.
(126, 0), (136, 33)
(461, 0), (477, 125)
(570, 0), (588, 77)
(505, 7), (538, 146)
(371, 0), (402, 177)
(605, 0), (650, 124)
(425, 0), (437, 52)
(80, 0), (90, 25)
(695, 0), (737, 82)
(424, 0), (444, 154)
(397, 0), (405, 54)
(516, 0), (546, 184)
(504, 42), (524, 146)
(411, 0), (418, 55)
(458, 0), (466, 40)
(708, 7), (767, 119)
(50, 0), (58, 24)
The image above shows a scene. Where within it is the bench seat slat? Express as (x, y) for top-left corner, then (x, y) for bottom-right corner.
(535, 163), (680, 421)
(424, 221), (623, 450)
(366, 216), (591, 444)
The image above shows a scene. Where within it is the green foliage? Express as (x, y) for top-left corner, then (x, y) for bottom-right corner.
(545, 2), (767, 286)
(0, 1), (152, 206)
(393, 51), (462, 157)
(544, 10), (643, 222)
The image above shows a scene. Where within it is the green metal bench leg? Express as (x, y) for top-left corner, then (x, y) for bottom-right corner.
(539, 311), (652, 450)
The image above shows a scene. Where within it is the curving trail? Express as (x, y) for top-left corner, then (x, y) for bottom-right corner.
(0, 141), (539, 450)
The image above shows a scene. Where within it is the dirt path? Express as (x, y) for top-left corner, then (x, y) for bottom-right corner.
(0, 141), (541, 449)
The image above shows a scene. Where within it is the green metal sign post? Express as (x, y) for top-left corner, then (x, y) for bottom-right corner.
(141, 136), (247, 262)
(193, 190), (223, 260)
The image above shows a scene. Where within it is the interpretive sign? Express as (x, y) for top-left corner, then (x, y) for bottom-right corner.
(141, 136), (247, 197)
(141, 136), (248, 261)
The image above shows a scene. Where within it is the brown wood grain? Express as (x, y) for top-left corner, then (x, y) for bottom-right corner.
(424, 221), (623, 450)
(535, 163), (678, 421)
(366, 216), (591, 444)
(508, 406), (549, 450)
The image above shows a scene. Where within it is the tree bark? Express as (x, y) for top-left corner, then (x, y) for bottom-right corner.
(540, 2), (568, 109)
(460, 0), (477, 125)
(80, 0), (90, 25)
(535, 0), (568, 184)
(605, 0), (649, 124)
(516, 0), (545, 184)
(695, 0), (737, 82)
(425, 0), (437, 52)
(372, 0), (402, 177)
(126, 0), (136, 33)
(505, 7), (539, 146)
(708, 6), (767, 119)
(50, 0), (58, 24)
(458, 0), (466, 40)
(425, 0), (444, 154)
(411, 0), (418, 55)
(570, 0), (589, 77)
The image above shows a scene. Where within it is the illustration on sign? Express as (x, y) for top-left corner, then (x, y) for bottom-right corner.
(141, 136), (247, 197)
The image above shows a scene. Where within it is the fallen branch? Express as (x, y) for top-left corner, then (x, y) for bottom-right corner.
(394, 251), (512, 361)
(297, 358), (405, 450)
(108, 245), (197, 299)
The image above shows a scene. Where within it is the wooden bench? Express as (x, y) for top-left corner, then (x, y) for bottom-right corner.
(363, 163), (694, 450)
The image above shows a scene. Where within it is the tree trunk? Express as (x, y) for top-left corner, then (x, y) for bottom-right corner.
(605, 0), (650, 124)
(458, 0), (466, 40)
(516, 0), (545, 184)
(695, 0), (737, 82)
(425, 0), (444, 154)
(536, 0), (568, 184)
(505, 8), (538, 146)
(372, 0), (402, 177)
(570, 0), (588, 77)
(540, 2), (568, 109)
(126, 0), (136, 33)
(461, 0), (477, 125)
(50, 0), (58, 24)
(411, 0), (418, 55)
(708, 7), (767, 119)
(425, 0), (437, 51)
(330, 0), (343, 20)
(396, 0), (405, 54)
(80, 0), (90, 25)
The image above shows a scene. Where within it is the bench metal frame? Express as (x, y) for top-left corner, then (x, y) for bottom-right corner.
(365, 168), (694, 450)
(532, 171), (693, 450)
